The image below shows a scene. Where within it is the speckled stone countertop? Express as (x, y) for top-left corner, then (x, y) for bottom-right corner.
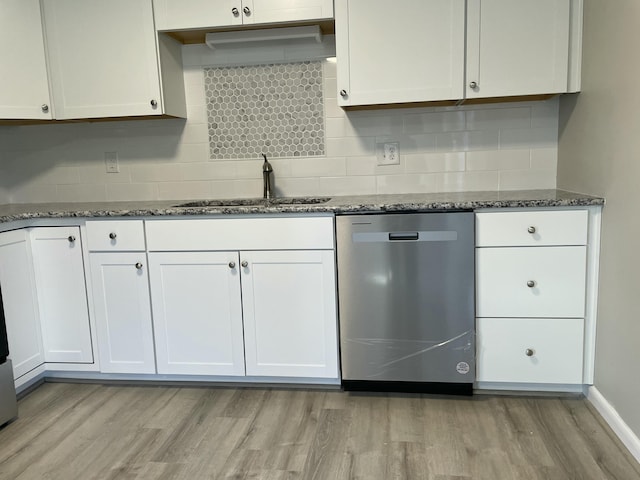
(0, 189), (604, 224)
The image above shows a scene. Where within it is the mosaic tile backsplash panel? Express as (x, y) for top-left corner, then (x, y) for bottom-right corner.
(205, 62), (325, 159)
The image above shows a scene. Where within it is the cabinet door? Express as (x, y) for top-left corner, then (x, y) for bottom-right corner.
(153, 0), (240, 31)
(335, 0), (465, 106)
(242, 250), (338, 378)
(466, 0), (571, 98)
(0, 0), (52, 120)
(0, 230), (44, 379)
(30, 227), (93, 364)
(42, 0), (162, 119)
(476, 246), (587, 318)
(477, 317), (584, 384)
(89, 253), (155, 374)
(148, 252), (245, 376)
(247, 0), (333, 25)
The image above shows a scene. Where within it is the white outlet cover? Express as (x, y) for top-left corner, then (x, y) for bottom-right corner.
(376, 142), (400, 166)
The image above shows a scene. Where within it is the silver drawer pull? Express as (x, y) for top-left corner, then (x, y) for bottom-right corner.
(135, 262), (143, 270)
(109, 232), (117, 240)
(527, 226), (536, 234)
(527, 280), (536, 288)
(229, 261), (236, 269)
(241, 260), (248, 268)
(525, 348), (535, 357)
(68, 235), (76, 243)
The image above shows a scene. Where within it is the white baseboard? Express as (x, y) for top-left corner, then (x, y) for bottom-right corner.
(586, 386), (640, 463)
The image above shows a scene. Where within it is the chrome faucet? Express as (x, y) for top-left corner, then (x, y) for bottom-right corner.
(262, 153), (274, 199)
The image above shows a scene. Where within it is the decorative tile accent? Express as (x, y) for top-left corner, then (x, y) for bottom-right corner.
(204, 62), (325, 159)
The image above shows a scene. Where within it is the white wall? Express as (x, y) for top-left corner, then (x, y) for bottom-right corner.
(558, 0), (640, 437)
(0, 58), (559, 204)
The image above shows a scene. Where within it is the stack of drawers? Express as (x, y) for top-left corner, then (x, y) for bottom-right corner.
(475, 210), (588, 385)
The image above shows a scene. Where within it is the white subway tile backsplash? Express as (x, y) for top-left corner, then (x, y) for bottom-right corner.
(274, 177), (321, 197)
(404, 111), (466, 134)
(319, 176), (377, 196)
(466, 107), (531, 131)
(344, 114), (404, 138)
(0, 59), (559, 203)
(404, 152), (465, 173)
(326, 137), (374, 157)
(376, 174), (438, 194)
(499, 169), (557, 190)
(57, 184), (108, 203)
(499, 127), (557, 150)
(436, 130), (499, 152)
(130, 164), (184, 183)
(346, 156), (377, 176)
(325, 117), (346, 138)
(466, 149), (531, 171)
(437, 171), (500, 192)
(290, 157), (347, 178)
(530, 148), (558, 170)
(105, 183), (158, 202)
(181, 162), (238, 181)
(157, 181), (212, 201)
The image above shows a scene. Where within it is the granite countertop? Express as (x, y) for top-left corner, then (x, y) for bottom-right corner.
(0, 189), (604, 224)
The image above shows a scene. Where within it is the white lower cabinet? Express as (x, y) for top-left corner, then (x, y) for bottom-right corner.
(477, 318), (584, 384)
(475, 209), (593, 389)
(242, 250), (338, 378)
(148, 251), (245, 376)
(30, 227), (93, 364)
(145, 216), (339, 381)
(89, 253), (156, 374)
(0, 230), (44, 379)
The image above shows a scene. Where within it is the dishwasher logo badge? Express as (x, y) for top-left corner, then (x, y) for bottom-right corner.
(456, 362), (470, 375)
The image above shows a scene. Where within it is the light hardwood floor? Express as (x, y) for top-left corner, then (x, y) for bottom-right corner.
(0, 382), (639, 479)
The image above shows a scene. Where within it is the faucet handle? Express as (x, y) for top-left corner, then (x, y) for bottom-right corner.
(262, 153), (273, 172)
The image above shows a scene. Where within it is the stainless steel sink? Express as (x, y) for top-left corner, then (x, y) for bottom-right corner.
(173, 197), (331, 208)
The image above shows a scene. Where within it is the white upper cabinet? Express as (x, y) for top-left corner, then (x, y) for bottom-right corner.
(466, 0), (571, 99)
(42, 0), (183, 120)
(153, 0), (333, 31)
(336, 0), (578, 107)
(0, 0), (52, 120)
(335, 0), (465, 107)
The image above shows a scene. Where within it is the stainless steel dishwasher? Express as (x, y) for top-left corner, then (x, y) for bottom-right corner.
(336, 212), (475, 395)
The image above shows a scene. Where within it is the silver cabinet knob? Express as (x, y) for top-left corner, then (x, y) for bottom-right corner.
(150, 99), (158, 108)
(525, 348), (535, 357)
(339, 89), (348, 98)
(527, 226), (536, 234)
(231, 7), (239, 15)
(241, 260), (248, 268)
(41, 104), (49, 113)
(68, 235), (76, 243)
(243, 6), (251, 14)
(229, 261), (236, 269)
(469, 81), (478, 89)
(135, 262), (143, 270)
(109, 232), (117, 240)
(527, 280), (536, 288)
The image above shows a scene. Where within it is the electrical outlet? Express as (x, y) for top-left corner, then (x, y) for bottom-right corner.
(376, 142), (400, 166)
(104, 152), (119, 173)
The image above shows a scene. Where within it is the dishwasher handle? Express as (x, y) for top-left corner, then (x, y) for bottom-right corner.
(388, 232), (419, 241)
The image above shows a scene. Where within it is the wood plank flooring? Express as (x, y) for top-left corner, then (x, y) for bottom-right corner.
(0, 382), (639, 479)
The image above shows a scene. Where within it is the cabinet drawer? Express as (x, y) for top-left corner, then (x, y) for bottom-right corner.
(476, 210), (588, 247)
(85, 220), (145, 251)
(477, 317), (584, 384)
(145, 216), (334, 251)
(476, 246), (586, 318)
